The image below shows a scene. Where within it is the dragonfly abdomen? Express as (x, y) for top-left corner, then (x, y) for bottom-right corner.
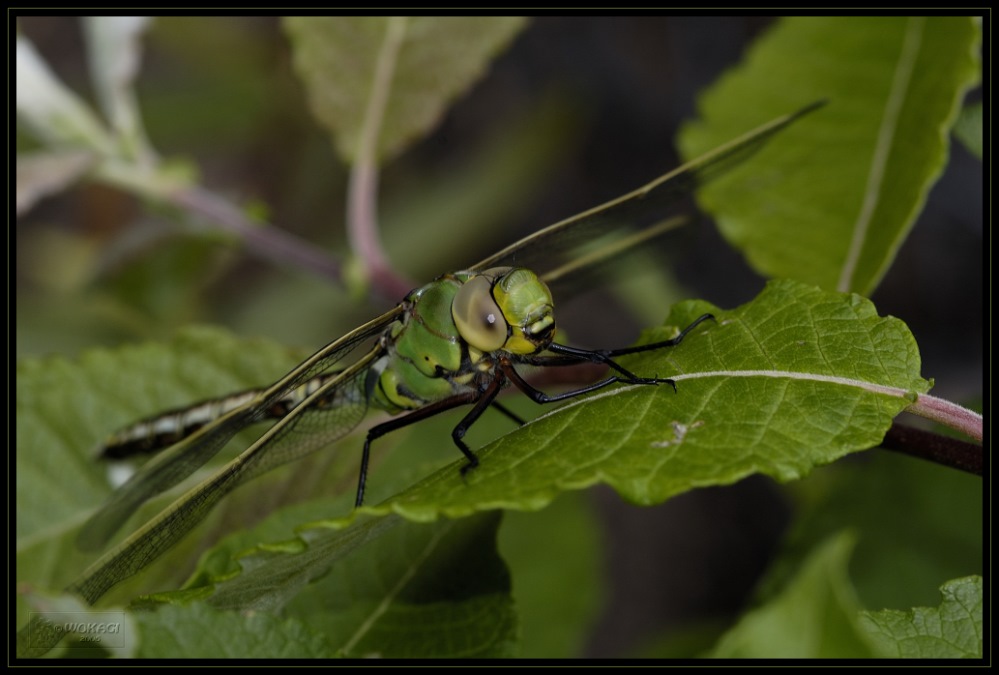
(100, 373), (343, 460)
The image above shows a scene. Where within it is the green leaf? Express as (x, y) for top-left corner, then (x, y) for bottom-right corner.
(679, 17), (981, 294)
(953, 101), (982, 159)
(133, 602), (333, 658)
(497, 492), (602, 657)
(15, 327), (305, 622)
(858, 576), (983, 659)
(16, 327), (300, 543)
(158, 511), (516, 658)
(770, 450), (982, 613)
(283, 17), (526, 163)
(15, 593), (334, 659)
(712, 531), (876, 658)
(284, 511), (516, 658)
(630, 619), (733, 659)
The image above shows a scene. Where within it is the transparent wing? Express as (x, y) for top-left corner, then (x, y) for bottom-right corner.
(77, 305), (405, 551)
(471, 101), (826, 281)
(70, 346), (383, 604)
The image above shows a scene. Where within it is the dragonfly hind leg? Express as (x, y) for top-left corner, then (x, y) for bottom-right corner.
(450, 377), (507, 477)
(490, 400), (527, 426)
(354, 377), (506, 506)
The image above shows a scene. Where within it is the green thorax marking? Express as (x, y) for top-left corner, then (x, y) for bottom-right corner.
(368, 268), (555, 414)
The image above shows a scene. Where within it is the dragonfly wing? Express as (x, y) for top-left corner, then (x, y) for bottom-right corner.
(537, 215), (689, 300)
(471, 102), (825, 280)
(70, 347), (381, 605)
(77, 305), (404, 551)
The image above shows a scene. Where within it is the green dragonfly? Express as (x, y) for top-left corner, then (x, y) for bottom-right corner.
(73, 102), (823, 604)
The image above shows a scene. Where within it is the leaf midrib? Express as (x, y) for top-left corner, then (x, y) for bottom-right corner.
(530, 369), (917, 427)
(838, 16), (925, 292)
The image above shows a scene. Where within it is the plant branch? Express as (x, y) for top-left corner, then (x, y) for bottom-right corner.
(167, 185), (345, 284)
(346, 16), (414, 300)
(880, 422), (982, 476)
(94, 161), (348, 287)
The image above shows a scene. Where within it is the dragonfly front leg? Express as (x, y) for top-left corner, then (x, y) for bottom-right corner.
(533, 312), (715, 386)
(545, 313), (714, 368)
(523, 350), (675, 389)
(597, 313), (715, 357)
(501, 358), (673, 404)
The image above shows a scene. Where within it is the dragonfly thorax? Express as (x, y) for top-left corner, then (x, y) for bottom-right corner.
(367, 267), (555, 415)
(452, 267), (555, 356)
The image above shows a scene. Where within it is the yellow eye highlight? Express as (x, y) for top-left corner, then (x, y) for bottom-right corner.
(452, 274), (509, 352)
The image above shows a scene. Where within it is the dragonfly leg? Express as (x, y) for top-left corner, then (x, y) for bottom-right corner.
(355, 389), (483, 507)
(354, 376), (509, 506)
(451, 376), (506, 477)
(527, 348), (656, 382)
(537, 312), (714, 381)
(491, 401), (527, 426)
(502, 359), (672, 404)
(600, 313), (715, 357)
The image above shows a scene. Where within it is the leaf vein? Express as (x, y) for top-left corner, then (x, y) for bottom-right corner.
(838, 16), (925, 291)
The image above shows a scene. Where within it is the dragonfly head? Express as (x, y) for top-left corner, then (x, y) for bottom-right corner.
(453, 267), (555, 356)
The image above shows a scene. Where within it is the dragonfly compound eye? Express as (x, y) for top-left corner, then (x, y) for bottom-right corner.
(452, 273), (509, 353)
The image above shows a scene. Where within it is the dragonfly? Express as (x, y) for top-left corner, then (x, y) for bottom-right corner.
(72, 102), (824, 605)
